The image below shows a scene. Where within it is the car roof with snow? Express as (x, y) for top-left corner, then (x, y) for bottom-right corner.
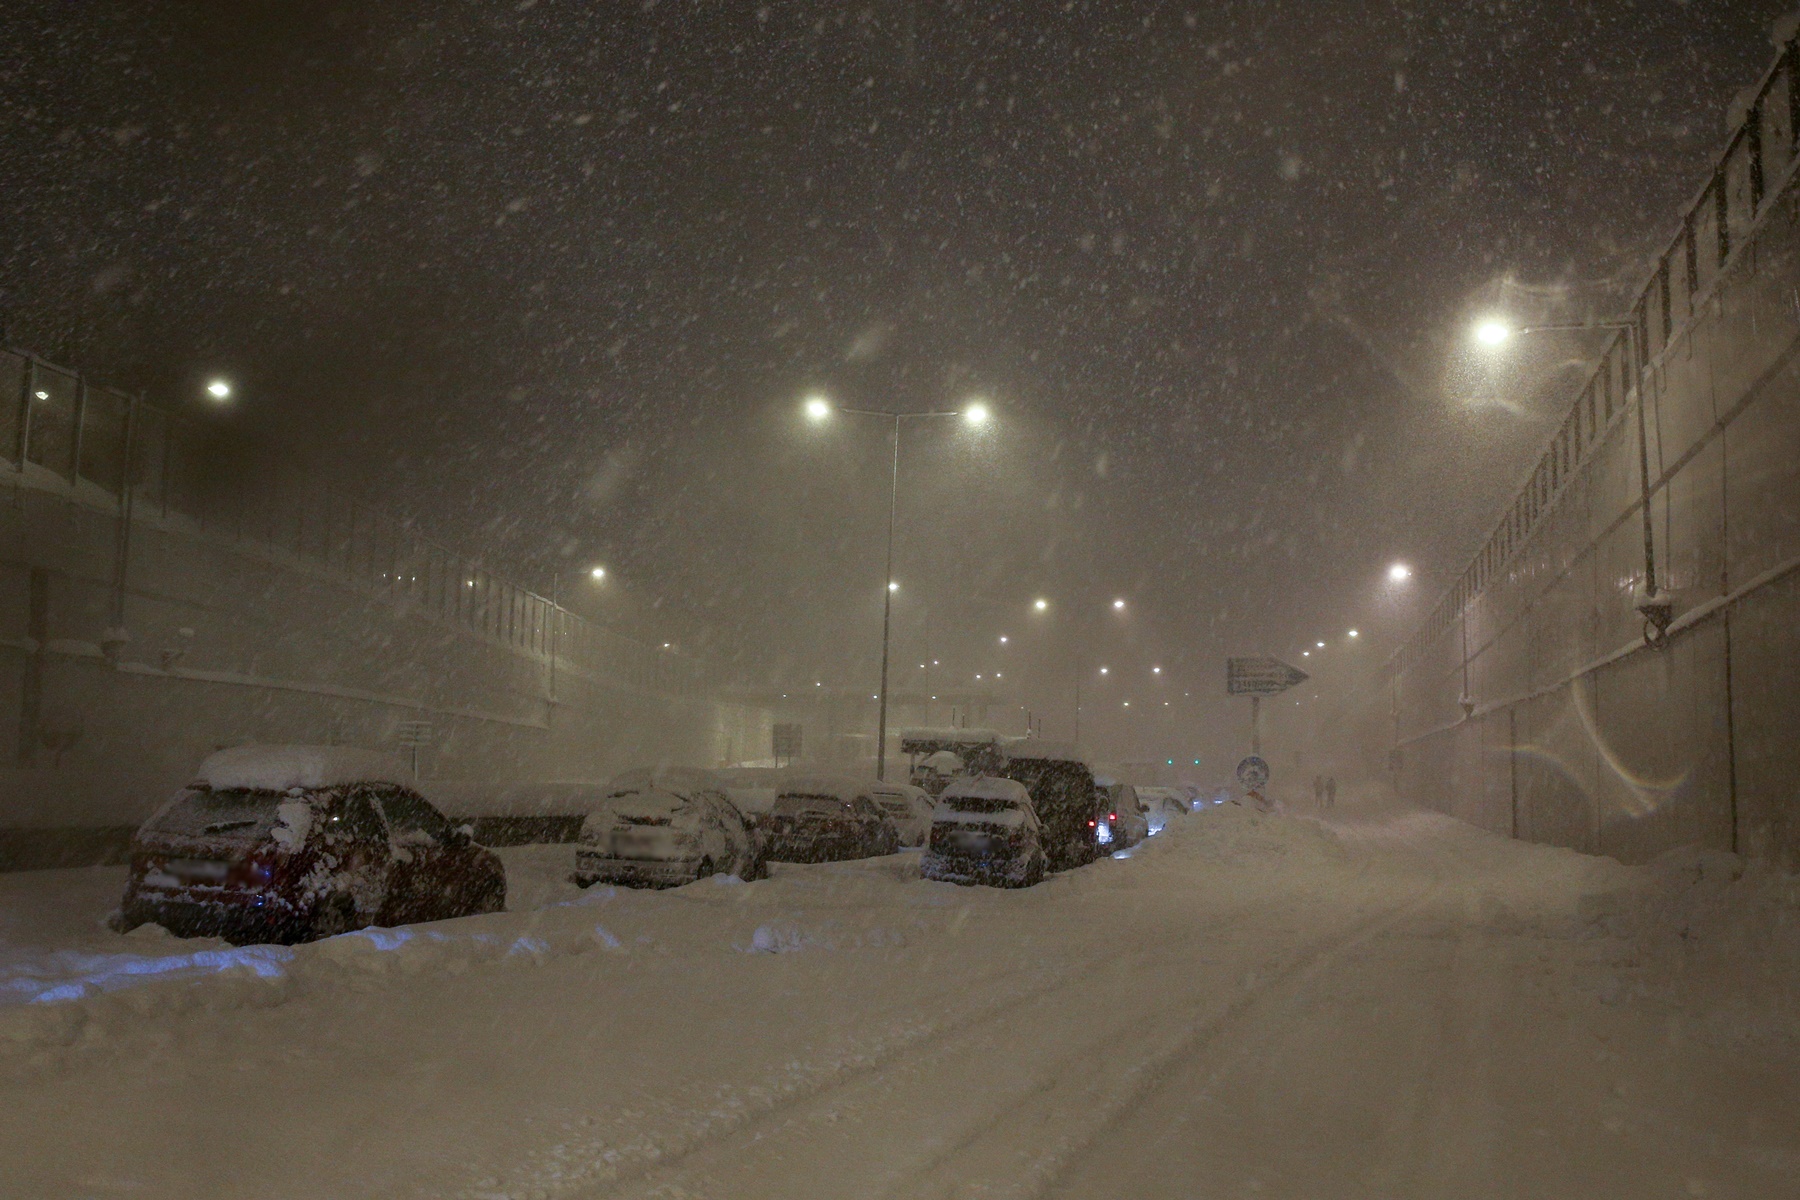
(939, 776), (1033, 805)
(996, 739), (1089, 766)
(899, 728), (1004, 751)
(195, 745), (413, 792)
(776, 774), (872, 804)
(606, 766), (728, 799)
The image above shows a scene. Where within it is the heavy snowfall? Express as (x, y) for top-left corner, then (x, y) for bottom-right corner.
(6, 3), (1800, 1197)
(3, 793), (1797, 1199)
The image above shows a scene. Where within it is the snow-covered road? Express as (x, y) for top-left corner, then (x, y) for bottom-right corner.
(2, 804), (1796, 1199)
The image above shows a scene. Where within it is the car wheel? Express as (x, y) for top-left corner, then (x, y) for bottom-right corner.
(308, 893), (358, 942)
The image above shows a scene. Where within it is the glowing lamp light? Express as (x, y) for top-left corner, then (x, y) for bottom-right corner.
(887, 581), (899, 592)
(1316, 641), (1325, 648)
(589, 566), (606, 580)
(963, 401), (991, 425)
(1388, 563), (1412, 583)
(1474, 320), (1511, 347)
(1099, 666), (1109, 675)
(1033, 598), (1049, 611)
(1112, 598), (1126, 610)
(804, 395), (830, 421)
(206, 380), (231, 400)
(1348, 629), (1359, 638)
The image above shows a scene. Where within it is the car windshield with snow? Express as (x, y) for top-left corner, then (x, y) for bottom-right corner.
(574, 780), (763, 888)
(922, 777), (1046, 888)
(765, 777), (902, 862)
(116, 745), (506, 945)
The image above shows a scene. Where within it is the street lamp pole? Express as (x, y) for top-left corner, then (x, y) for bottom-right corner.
(840, 406), (963, 780)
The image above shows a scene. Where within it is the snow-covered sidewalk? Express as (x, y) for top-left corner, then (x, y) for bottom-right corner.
(1, 807), (1796, 1199)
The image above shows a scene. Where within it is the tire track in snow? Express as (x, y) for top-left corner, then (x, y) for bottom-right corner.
(892, 878), (1443, 1200)
(544, 885), (1293, 1200)
(570, 874), (1432, 1200)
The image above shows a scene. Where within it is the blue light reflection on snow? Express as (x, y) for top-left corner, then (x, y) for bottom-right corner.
(10, 943), (295, 1006)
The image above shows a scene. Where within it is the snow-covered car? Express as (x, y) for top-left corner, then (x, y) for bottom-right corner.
(764, 776), (902, 862)
(1135, 786), (1190, 833)
(574, 769), (764, 887)
(921, 776), (1047, 887)
(116, 745), (506, 946)
(1093, 781), (1150, 851)
(868, 781), (935, 847)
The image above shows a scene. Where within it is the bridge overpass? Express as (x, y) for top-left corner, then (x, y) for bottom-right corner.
(1385, 39), (1800, 871)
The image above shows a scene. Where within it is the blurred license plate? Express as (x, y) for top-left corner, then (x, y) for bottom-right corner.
(611, 832), (661, 859)
(952, 832), (996, 855)
(170, 858), (228, 881)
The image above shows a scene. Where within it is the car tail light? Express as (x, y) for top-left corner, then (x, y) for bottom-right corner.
(1109, 812), (1118, 822)
(1087, 819), (1097, 827)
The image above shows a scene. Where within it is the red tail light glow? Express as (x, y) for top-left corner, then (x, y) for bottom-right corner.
(1109, 813), (1118, 821)
(1087, 819), (1097, 827)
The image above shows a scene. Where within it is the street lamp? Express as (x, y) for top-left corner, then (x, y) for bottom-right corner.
(804, 393), (991, 779)
(589, 566), (606, 581)
(1112, 598), (1126, 611)
(1475, 318), (1666, 640)
(205, 380), (231, 401)
(1388, 563), (1412, 583)
(1033, 598), (1049, 612)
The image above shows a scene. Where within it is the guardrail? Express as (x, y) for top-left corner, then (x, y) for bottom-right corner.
(1, 345), (706, 701)
(1389, 35), (1800, 678)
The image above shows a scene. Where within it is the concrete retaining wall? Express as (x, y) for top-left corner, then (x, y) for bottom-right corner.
(1390, 41), (1800, 869)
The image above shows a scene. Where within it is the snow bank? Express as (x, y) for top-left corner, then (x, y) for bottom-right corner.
(1611, 846), (1800, 1053)
(196, 745), (411, 792)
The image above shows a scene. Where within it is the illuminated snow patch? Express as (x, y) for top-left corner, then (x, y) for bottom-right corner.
(9, 944), (294, 1006)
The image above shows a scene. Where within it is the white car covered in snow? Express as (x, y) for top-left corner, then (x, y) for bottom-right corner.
(574, 768), (764, 888)
(921, 776), (1047, 888)
(868, 781), (935, 847)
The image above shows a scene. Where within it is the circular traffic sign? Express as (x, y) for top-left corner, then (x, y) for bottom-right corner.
(1236, 755), (1270, 790)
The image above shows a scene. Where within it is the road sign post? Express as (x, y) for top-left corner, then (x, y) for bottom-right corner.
(1225, 655), (1308, 789)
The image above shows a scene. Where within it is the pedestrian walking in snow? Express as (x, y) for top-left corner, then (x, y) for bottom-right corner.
(1313, 774), (1324, 809)
(1325, 776), (1337, 809)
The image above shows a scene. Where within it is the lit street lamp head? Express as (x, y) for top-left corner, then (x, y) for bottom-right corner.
(887, 581), (899, 592)
(1474, 319), (1511, 347)
(1388, 562), (1412, 583)
(589, 566), (606, 581)
(963, 401), (990, 425)
(206, 380), (231, 400)
(1033, 598), (1048, 612)
(803, 395), (830, 421)
(1112, 598), (1126, 611)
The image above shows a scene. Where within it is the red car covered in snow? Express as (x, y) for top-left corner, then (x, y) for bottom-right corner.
(116, 745), (506, 946)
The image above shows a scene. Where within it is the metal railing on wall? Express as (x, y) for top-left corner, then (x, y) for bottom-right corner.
(0, 346), (708, 702)
(1388, 35), (1800, 680)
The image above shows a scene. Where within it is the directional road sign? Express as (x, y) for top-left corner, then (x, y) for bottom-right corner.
(1226, 656), (1310, 696)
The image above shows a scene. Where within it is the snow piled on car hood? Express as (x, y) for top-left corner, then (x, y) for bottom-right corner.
(196, 745), (412, 792)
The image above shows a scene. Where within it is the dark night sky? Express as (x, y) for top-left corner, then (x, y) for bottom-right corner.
(0, 1), (1786, 755)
